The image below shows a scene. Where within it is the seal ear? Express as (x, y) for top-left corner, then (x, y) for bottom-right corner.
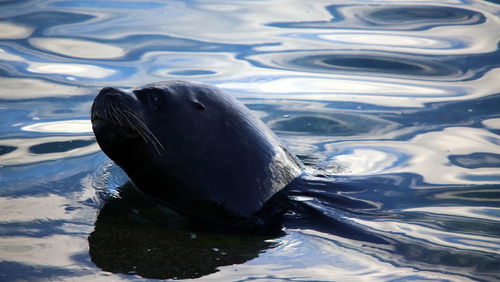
(191, 100), (206, 111)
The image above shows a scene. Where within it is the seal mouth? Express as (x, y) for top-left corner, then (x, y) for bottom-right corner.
(91, 112), (139, 138)
(91, 104), (139, 138)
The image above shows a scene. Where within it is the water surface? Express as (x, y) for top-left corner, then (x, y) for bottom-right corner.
(1, 0), (499, 281)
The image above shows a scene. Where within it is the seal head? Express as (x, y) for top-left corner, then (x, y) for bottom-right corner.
(91, 81), (302, 227)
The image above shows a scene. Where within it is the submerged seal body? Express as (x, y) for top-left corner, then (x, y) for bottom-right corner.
(91, 81), (302, 228)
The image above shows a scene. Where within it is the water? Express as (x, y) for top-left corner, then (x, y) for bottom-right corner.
(1, 0), (499, 281)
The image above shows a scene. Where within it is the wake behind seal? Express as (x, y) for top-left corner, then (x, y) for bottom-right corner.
(91, 81), (303, 229)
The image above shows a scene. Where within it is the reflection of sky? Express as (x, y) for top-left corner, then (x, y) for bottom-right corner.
(330, 126), (500, 185)
(403, 206), (500, 222)
(29, 38), (125, 59)
(21, 120), (92, 133)
(1, 1), (499, 281)
(28, 63), (115, 78)
(483, 118), (500, 130)
(0, 77), (90, 99)
(0, 136), (99, 166)
(0, 21), (34, 39)
(202, 229), (474, 281)
(350, 216), (500, 254)
(0, 0), (498, 107)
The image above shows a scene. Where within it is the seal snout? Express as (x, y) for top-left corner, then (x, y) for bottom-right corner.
(95, 87), (123, 104)
(91, 87), (124, 124)
(91, 86), (144, 140)
(92, 87), (133, 118)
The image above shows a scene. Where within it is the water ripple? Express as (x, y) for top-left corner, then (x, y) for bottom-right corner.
(0, 0), (499, 281)
(245, 51), (465, 78)
(269, 4), (486, 31)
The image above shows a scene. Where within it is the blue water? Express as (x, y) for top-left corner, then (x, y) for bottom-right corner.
(1, 0), (500, 281)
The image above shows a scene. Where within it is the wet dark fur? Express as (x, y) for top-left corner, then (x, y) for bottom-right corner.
(91, 81), (302, 229)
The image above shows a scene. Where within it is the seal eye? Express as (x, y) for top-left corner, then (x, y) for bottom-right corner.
(151, 93), (164, 109)
(192, 101), (206, 111)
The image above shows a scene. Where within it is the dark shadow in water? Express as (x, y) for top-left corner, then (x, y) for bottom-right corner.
(365, 5), (485, 27)
(88, 183), (281, 280)
(9, 11), (95, 33)
(169, 70), (217, 76)
(0, 145), (16, 156)
(449, 152), (500, 169)
(244, 52), (463, 78)
(268, 4), (485, 31)
(271, 115), (363, 136)
(29, 139), (95, 154)
(388, 237), (500, 278)
(0, 261), (87, 281)
(269, 112), (393, 137)
(88, 171), (500, 280)
(383, 92), (500, 142)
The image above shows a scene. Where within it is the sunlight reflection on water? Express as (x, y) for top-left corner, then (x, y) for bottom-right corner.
(0, 0), (499, 281)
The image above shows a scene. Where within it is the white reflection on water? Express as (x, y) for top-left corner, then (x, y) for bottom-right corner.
(0, 48), (25, 61)
(403, 206), (500, 222)
(0, 47), (116, 81)
(0, 77), (90, 99)
(218, 76), (453, 105)
(331, 126), (500, 185)
(278, 4), (500, 55)
(28, 63), (115, 79)
(21, 120), (93, 134)
(0, 182), (99, 273)
(0, 235), (89, 267)
(0, 136), (99, 166)
(483, 118), (500, 130)
(0, 21), (33, 39)
(318, 33), (452, 49)
(28, 37), (125, 59)
(0, 194), (78, 222)
(145, 52), (249, 80)
(350, 217), (500, 254)
(51, 0), (327, 43)
(334, 148), (400, 175)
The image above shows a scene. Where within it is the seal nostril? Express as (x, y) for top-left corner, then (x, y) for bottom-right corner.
(96, 87), (132, 106)
(95, 88), (119, 106)
(93, 87), (126, 120)
(99, 87), (122, 97)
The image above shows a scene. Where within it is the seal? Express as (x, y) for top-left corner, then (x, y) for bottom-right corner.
(91, 81), (303, 228)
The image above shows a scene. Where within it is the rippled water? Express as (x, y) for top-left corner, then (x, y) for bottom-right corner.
(1, 0), (500, 281)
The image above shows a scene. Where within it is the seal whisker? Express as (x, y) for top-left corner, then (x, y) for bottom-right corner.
(123, 109), (165, 154)
(107, 100), (118, 123)
(114, 105), (163, 156)
(109, 102), (123, 124)
(115, 108), (151, 145)
(114, 107), (165, 156)
(108, 101), (151, 149)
